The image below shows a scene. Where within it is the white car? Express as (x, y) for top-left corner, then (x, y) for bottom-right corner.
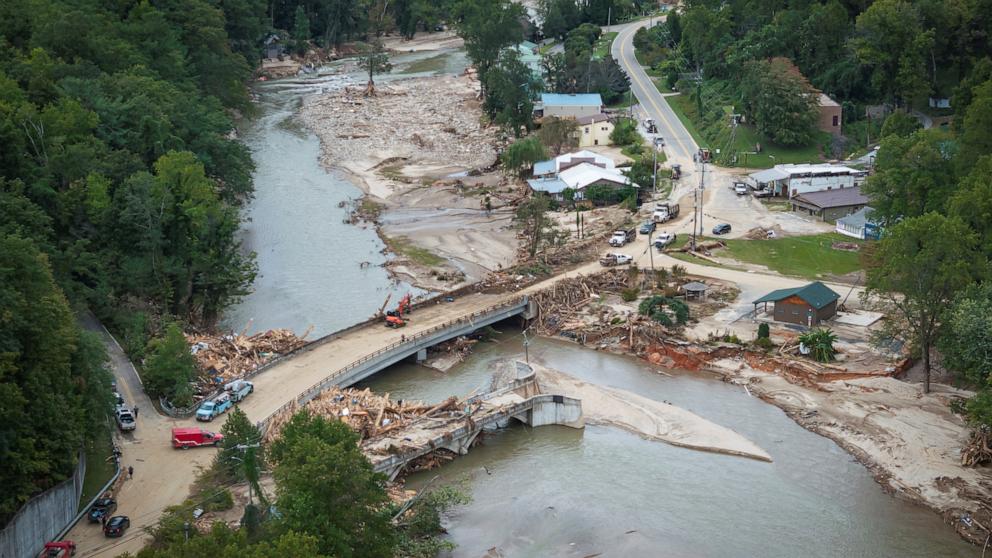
(654, 232), (676, 248)
(734, 183), (748, 195)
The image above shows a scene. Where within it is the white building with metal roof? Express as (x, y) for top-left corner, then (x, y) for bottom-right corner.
(747, 163), (864, 198)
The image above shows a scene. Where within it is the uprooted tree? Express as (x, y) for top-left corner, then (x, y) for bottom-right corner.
(638, 296), (689, 327)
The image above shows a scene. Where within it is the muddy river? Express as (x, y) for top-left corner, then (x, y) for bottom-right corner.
(364, 334), (978, 557)
(229, 51), (979, 556)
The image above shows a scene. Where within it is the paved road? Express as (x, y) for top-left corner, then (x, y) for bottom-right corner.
(71, 317), (214, 557)
(611, 19), (698, 170)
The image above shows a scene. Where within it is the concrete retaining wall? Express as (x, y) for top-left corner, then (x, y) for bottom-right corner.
(524, 396), (584, 428)
(0, 453), (85, 558)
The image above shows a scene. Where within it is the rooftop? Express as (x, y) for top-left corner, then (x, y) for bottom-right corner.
(533, 150), (616, 176)
(526, 177), (570, 194)
(541, 93), (604, 107)
(753, 281), (840, 310)
(558, 162), (631, 189)
(818, 93), (840, 107)
(836, 206), (876, 227)
(793, 186), (869, 209)
(576, 113), (611, 125)
(750, 163), (859, 183)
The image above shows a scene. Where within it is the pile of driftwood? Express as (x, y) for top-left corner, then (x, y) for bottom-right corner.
(263, 387), (462, 445)
(530, 270), (628, 333)
(186, 328), (311, 384)
(963, 427), (992, 467)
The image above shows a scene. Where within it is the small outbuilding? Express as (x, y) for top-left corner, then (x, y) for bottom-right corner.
(753, 281), (840, 327)
(791, 186), (870, 222)
(681, 281), (708, 301)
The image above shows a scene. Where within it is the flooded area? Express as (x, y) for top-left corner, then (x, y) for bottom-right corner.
(223, 50), (468, 336)
(362, 332), (979, 557)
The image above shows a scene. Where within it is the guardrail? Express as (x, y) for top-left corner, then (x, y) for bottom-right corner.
(258, 296), (529, 431)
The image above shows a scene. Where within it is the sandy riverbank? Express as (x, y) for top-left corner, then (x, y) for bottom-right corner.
(300, 73), (522, 290)
(533, 364), (773, 462)
(705, 357), (992, 544)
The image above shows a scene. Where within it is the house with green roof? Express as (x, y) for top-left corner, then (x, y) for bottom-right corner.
(752, 281), (840, 327)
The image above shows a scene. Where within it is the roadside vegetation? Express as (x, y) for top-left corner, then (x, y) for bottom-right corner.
(384, 236), (445, 267)
(135, 409), (467, 558)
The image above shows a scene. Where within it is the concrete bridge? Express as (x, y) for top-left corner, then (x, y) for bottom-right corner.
(364, 362), (584, 480)
(241, 292), (537, 429)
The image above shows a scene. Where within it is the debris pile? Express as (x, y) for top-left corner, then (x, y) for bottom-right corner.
(962, 427), (992, 467)
(301, 75), (496, 173)
(743, 225), (784, 240)
(186, 328), (311, 385)
(263, 386), (465, 446)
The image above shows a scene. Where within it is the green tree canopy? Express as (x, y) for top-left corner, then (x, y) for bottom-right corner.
(861, 130), (956, 225)
(269, 411), (395, 558)
(501, 137), (548, 176)
(143, 322), (197, 406)
(864, 213), (987, 392)
(0, 235), (111, 524)
(739, 58), (818, 146)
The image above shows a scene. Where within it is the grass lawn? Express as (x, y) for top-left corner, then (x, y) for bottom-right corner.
(79, 431), (116, 509)
(719, 233), (864, 279)
(663, 93), (826, 169)
(593, 32), (618, 59)
(384, 235), (444, 267)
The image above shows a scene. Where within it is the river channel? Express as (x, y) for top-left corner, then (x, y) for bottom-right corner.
(228, 51), (979, 556)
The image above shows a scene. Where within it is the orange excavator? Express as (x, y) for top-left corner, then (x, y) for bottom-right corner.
(384, 293), (412, 328)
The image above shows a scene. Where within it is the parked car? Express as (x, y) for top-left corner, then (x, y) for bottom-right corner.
(103, 516), (130, 538)
(38, 541), (75, 558)
(87, 498), (117, 523)
(224, 379), (254, 403)
(196, 393), (233, 422)
(172, 427), (224, 449)
(608, 228), (636, 247)
(712, 223), (732, 235)
(639, 221), (656, 235)
(599, 253), (633, 267)
(654, 232), (676, 248)
(734, 182), (748, 195)
(752, 187), (773, 198)
(115, 408), (136, 431)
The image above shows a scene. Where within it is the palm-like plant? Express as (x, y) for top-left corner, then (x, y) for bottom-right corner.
(799, 328), (837, 363)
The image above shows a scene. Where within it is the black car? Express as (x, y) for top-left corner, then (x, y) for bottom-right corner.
(639, 221), (656, 234)
(103, 515), (130, 537)
(712, 223), (732, 235)
(88, 497), (117, 523)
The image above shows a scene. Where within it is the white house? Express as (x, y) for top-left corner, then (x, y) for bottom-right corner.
(748, 163), (864, 199)
(836, 207), (880, 240)
(532, 150), (616, 178)
(576, 114), (614, 147)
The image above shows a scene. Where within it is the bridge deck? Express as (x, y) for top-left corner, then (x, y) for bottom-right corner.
(236, 292), (514, 424)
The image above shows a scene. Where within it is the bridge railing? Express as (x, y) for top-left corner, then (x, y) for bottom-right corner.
(258, 295), (528, 431)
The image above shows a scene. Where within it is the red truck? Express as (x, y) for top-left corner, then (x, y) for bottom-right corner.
(39, 541), (75, 557)
(172, 427), (224, 449)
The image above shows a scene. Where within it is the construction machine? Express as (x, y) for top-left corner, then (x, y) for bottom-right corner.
(384, 293), (412, 328)
(385, 315), (406, 328)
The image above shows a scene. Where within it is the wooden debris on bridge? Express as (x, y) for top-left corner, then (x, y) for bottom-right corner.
(262, 386), (468, 446)
(186, 327), (312, 385)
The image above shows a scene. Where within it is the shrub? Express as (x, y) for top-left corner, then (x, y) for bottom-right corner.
(753, 336), (774, 350)
(757, 323), (770, 339)
(621, 287), (640, 302)
(143, 323), (197, 406)
(798, 327), (837, 363)
(203, 488), (234, 512)
(638, 296), (689, 326)
(671, 264), (687, 279)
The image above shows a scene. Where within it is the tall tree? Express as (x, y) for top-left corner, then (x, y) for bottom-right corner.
(739, 58), (818, 146)
(861, 130), (955, 225)
(863, 213), (987, 393)
(481, 50), (541, 135)
(501, 137), (547, 176)
(269, 411), (396, 558)
(514, 195), (551, 256)
(0, 234), (112, 523)
(454, 0), (525, 82)
(852, 0), (934, 104)
(142, 323), (197, 406)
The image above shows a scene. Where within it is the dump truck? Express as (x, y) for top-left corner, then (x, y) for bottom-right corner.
(652, 202), (680, 223)
(599, 253), (633, 267)
(608, 228), (636, 247)
(671, 164), (681, 180)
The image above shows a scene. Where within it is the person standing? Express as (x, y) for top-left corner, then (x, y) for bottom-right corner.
(133, 406), (139, 418)
(128, 465), (134, 479)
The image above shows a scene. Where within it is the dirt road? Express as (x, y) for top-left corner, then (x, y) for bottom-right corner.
(70, 319), (214, 558)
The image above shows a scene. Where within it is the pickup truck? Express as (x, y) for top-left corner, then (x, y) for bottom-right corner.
(599, 253), (633, 267)
(733, 182), (748, 195)
(224, 379), (254, 403)
(115, 407), (136, 431)
(196, 393), (233, 422)
(608, 228), (636, 247)
(653, 202), (680, 223)
(654, 232), (677, 249)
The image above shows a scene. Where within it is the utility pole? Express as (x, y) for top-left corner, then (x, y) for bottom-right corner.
(607, 7), (611, 32)
(697, 161), (705, 239)
(652, 145), (658, 194)
(233, 443), (261, 505)
(648, 230), (655, 271)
